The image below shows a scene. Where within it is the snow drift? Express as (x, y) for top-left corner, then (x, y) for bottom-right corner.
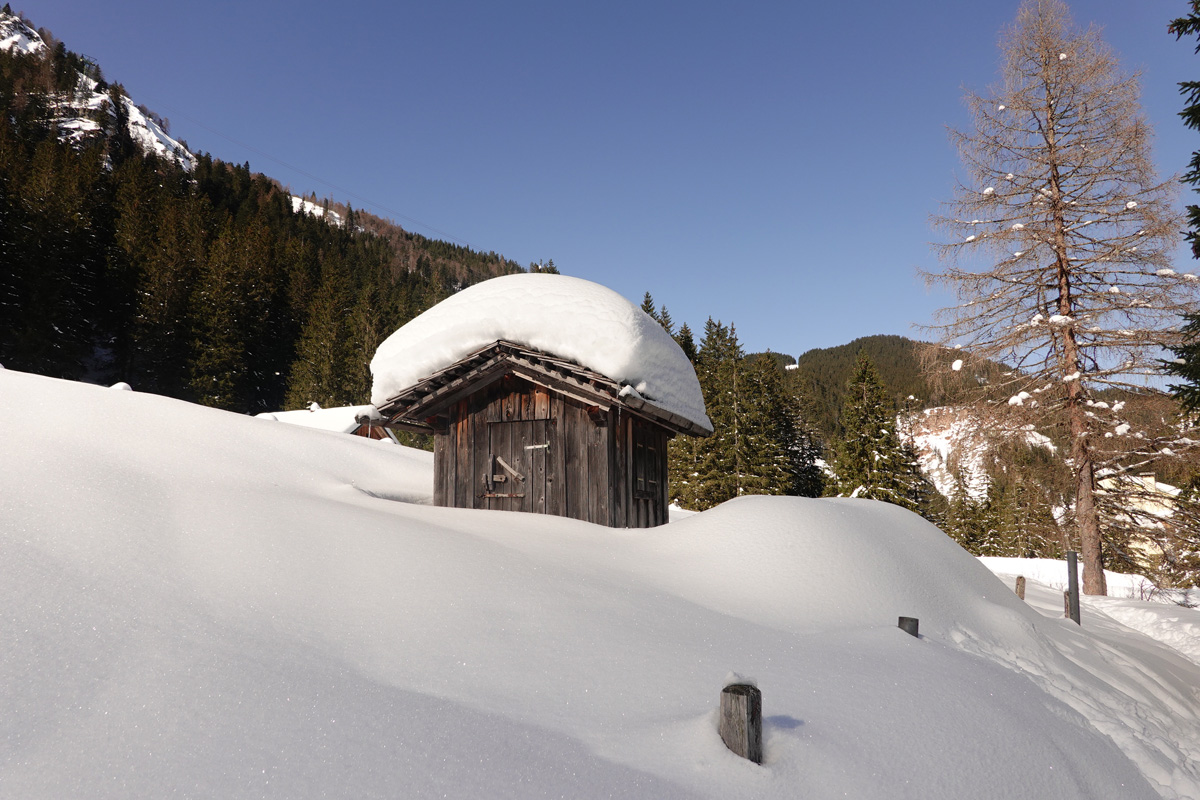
(2, 368), (1198, 799)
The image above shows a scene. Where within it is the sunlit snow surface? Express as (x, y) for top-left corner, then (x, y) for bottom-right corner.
(2, 368), (1198, 799)
(0, 13), (42, 54)
(259, 403), (381, 434)
(370, 273), (712, 432)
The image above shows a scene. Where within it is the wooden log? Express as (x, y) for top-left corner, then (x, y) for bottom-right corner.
(1015, 575), (1026, 601)
(898, 616), (919, 637)
(719, 684), (763, 765)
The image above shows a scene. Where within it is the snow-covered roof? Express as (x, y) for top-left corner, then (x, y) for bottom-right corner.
(370, 274), (711, 432)
(257, 403), (381, 434)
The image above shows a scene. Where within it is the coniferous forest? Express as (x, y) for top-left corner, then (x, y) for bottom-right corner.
(0, 14), (519, 414)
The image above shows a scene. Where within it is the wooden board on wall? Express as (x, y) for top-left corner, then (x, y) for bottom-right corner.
(430, 372), (673, 528)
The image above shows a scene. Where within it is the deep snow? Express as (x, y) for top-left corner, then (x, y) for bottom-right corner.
(2, 368), (1198, 799)
(370, 273), (712, 432)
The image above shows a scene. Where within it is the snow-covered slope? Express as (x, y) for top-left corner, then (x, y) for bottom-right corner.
(290, 195), (345, 227)
(2, 368), (1198, 799)
(259, 402), (382, 434)
(0, 10), (43, 54)
(905, 405), (1056, 501)
(0, 9), (195, 170)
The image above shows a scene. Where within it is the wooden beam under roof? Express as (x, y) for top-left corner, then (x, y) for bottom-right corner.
(377, 339), (708, 438)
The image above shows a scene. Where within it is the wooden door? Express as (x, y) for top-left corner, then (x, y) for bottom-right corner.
(484, 420), (550, 513)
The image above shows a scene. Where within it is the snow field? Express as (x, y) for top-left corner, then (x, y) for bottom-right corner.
(1, 368), (1198, 799)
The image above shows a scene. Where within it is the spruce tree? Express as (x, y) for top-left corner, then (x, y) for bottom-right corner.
(640, 291), (659, 323)
(674, 323), (697, 363)
(284, 265), (352, 409)
(188, 221), (247, 409)
(689, 319), (743, 509)
(657, 305), (674, 335)
(832, 350), (919, 511)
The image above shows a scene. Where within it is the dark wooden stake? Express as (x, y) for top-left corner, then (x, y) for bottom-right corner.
(719, 683), (762, 764)
(1066, 550), (1081, 625)
(898, 616), (919, 637)
(1015, 575), (1026, 600)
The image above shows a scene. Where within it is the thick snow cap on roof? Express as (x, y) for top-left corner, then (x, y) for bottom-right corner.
(371, 274), (712, 432)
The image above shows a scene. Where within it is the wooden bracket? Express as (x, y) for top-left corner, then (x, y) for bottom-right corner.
(495, 456), (525, 483)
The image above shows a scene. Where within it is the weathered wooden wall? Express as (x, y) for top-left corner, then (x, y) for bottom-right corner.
(432, 375), (670, 527)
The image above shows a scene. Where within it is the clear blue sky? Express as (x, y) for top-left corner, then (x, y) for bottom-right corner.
(19, 1), (1198, 357)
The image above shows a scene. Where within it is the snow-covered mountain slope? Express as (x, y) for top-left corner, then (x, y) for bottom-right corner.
(2, 367), (1199, 799)
(290, 195), (345, 227)
(905, 405), (1056, 501)
(0, 9), (42, 54)
(0, 9), (195, 170)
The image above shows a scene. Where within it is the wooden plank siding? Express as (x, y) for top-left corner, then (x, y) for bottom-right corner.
(429, 372), (671, 528)
(586, 408), (610, 526)
(547, 394), (566, 517)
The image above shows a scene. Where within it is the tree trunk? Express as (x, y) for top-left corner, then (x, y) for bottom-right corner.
(1070, 427), (1107, 595)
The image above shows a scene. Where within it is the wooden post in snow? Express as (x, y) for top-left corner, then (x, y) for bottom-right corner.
(719, 683), (762, 764)
(1015, 575), (1026, 600)
(1066, 551), (1081, 625)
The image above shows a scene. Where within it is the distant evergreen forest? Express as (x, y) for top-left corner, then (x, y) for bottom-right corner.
(0, 20), (521, 414)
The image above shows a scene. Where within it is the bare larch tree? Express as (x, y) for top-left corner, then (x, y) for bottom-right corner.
(924, 0), (1195, 595)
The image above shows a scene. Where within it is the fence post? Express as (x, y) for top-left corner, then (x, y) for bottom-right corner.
(1015, 575), (1026, 600)
(719, 683), (763, 764)
(1066, 551), (1081, 625)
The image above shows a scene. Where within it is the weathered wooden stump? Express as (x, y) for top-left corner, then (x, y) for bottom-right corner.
(898, 616), (919, 637)
(1015, 575), (1026, 600)
(719, 683), (762, 764)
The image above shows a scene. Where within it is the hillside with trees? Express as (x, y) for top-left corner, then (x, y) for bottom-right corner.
(0, 8), (521, 414)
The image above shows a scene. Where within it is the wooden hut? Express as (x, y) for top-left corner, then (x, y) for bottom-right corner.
(376, 340), (710, 527)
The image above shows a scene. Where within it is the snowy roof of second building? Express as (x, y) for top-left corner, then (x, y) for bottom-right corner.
(370, 274), (711, 433)
(257, 404), (381, 434)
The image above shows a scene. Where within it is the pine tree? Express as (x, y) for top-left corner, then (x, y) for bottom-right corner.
(674, 322), (697, 363)
(1171, 3), (1200, 261)
(688, 319), (744, 509)
(658, 305), (674, 335)
(284, 264), (352, 409)
(188, 221), (247, 409)
(129, 193), (208, 395)
(640, 291), (659, 323)
(832, 351), (921, 511)
(673, 322), (828, 509)
(735, 355), (791, 497)
(925, 0), (1194, 594)
(746, 354), (825, 497)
